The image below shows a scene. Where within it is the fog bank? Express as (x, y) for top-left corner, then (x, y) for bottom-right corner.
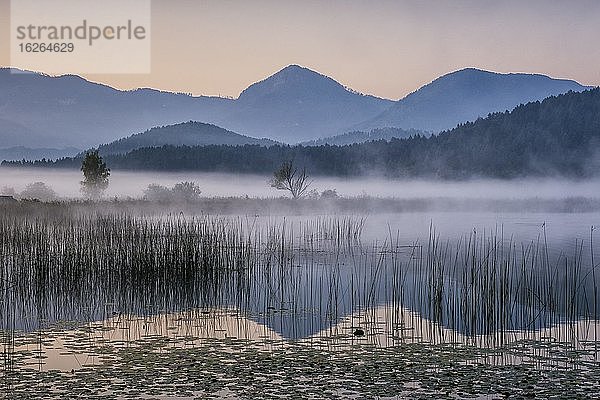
(1, 168), (600, 200)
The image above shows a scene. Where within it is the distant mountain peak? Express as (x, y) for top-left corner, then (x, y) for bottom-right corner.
(0, 64), (392, 147)
(263, 64), (334, 89)
(444, 67), (495, 77)
(238, 64), (349, 102)
(354, 68), (588, 133)
(271, 64), (329, 79)
(97, 120), (277, 155)
(277, 64), (316, 74)
(1, 64), (586, 149)
(454, 67), (490, 73)
(221, 65), (393, 142)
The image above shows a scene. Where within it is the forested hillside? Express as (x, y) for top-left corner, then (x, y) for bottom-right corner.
(98, 121), (277, 155)
(303, 127), (424, 146)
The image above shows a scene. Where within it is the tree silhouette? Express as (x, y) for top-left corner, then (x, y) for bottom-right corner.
(270, 160), (311, 198)
(81, 150), (110, 199)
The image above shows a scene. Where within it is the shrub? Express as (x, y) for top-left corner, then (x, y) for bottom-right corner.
(20, 182), (58, 202)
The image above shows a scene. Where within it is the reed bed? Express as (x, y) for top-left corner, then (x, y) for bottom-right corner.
(1, 211), (598, 339)
(0, 213), (367, 329)
(0, 209), (599, 384)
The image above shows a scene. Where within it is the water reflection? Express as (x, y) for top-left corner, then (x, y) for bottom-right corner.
(6, 304), (600, 373)
(2, 213), (600, 362)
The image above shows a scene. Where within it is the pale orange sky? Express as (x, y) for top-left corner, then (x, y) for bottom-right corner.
(1, 0), (599, 100)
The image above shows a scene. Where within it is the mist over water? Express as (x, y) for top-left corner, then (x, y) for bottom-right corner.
(3, 166), (600, 251)
(2, 167), (600, 200)
(3, 167), (599, 253)
(364, 212), (600, 255)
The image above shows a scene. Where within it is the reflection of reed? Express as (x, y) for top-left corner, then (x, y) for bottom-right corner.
(0, 209), (599, 379)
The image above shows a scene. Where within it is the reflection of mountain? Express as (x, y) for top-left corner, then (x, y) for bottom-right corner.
(236, 234), (598, 339)
(4, 215), (596, 339)
(14, 309), (286, 372)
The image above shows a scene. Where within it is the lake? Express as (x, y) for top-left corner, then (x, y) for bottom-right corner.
(1, 176), (600, 398)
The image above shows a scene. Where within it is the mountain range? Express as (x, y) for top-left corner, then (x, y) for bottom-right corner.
(0, 65), (591, 157)
(0, 68), (232, 149)
(19, 88), (599, 179)
(0, 146), (80, 161)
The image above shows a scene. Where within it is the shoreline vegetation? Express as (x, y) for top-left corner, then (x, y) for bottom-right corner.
(2, 196), (600, 215)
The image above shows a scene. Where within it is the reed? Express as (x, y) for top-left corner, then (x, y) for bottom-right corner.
(0, 206), (598, 383)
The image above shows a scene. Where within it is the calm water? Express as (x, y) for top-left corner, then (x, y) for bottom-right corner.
(2, 207), (600, 398)
(364, 211), (600, 252)
(3, 210), (600, 338)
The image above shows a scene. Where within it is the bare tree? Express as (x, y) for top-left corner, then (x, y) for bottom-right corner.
(270, 160), (312, 199)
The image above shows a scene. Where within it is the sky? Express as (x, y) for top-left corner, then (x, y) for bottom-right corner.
(1, 0), (599, 100)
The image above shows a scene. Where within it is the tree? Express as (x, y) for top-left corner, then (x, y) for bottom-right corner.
(81, 150), (110, 199)
(270, 160), (311, 199)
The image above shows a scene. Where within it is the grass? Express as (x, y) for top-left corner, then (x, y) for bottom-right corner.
(4, 195), (600, 217)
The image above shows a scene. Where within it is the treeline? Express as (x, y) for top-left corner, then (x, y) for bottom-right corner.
(5, 89), (600, 179)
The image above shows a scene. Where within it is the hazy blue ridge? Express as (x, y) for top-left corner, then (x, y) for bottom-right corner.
(97, 121), (278, 156)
